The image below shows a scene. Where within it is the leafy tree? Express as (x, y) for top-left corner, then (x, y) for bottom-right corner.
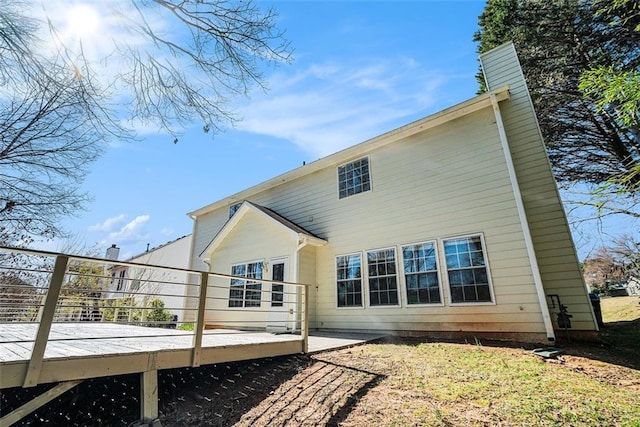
(474, 0), (640, 218)
(1, 0), (291, 243)
(579, 0), (640, 198)
(59, 260), (106, 321)
(145, 297), (175, 327)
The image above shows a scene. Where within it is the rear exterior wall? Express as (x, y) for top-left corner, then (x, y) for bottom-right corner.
(190, 106), (549, 338)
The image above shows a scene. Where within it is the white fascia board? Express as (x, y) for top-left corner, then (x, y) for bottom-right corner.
(188, 86), (511, 219)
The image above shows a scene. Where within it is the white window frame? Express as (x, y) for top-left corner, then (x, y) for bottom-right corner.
(400, 240), (444, 307)
(441, 233), (495, 306)
(228, 259), (264, 308)
(337, 156), (372, 199)
(335, 252), (364, 309)
(365, 247), (401, 308)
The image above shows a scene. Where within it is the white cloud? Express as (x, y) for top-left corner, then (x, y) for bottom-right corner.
(103, 214), (151, 245)
(160, 228), (174, 237)
(88, 214), (127, 232)
(235, 57), (449, 157)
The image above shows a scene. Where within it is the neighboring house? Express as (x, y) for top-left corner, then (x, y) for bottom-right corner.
(185, 43), (598, 343)
(106, 235), (192, 322)
(627, 277), (640, 296)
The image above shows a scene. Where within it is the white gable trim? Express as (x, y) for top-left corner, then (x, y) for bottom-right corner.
(199, 201), (326, 261)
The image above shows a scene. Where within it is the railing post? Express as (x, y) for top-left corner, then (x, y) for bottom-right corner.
(191, 272), (209, 367)
(23, 255), (69, 387)
(302, 285), (309, 353)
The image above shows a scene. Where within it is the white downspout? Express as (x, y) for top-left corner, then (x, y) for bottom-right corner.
(490, 94), (556, 342)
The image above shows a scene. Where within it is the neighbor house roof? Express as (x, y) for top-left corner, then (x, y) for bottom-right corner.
(188, 85), (510, 219)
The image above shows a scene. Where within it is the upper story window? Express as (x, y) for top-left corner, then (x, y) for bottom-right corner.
(229, 202), (243, 218)
(443, 235), (493, 303)
(338, 157), (371, 199)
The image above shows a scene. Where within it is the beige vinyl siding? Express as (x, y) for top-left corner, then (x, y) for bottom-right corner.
(191, 106), (548, 336)
(480, 43), (596, 330)
(186, 44), (598, 338)
(204, 210), (295, 328)
(182, 211), (231, 322)
(335, 110), (540, 331)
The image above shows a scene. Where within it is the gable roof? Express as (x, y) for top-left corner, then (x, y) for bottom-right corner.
(188, 85), (511, 219)
(199, 201), (327, 260)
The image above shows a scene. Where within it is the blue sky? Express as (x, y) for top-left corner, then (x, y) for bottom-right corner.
(32, 0), (636, 260)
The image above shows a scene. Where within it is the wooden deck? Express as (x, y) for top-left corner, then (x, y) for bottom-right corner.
(0, 323), (303, 389)
(0, 247), (384, 425)
(0, 323), (383, 390)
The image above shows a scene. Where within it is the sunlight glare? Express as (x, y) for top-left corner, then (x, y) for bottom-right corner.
(66, 4), (100, 38)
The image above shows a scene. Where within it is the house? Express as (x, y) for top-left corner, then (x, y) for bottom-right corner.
(627, 277), (640, 296)
(185, 43), (599, 343)
(106, 235), (192, 323)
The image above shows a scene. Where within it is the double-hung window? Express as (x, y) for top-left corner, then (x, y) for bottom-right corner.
(367, 248), (399, 306)
(338, 157), (371, 199)
(336, 254), (363, 307)
(228, 261), (263, 308)
(444, 235), (492, 303)
(402, 242), (441, 304)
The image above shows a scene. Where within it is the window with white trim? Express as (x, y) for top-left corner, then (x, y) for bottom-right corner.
(228, 261), (263, 308)
(336, 254), (363, 307)
(402, 242), (441, 304)
(444, 235), (492, 303)
(367, 248), (399, 306)
(338, 157), (371, 199)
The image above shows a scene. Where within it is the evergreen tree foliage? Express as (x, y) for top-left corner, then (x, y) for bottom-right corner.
(474, 0), (639, 215)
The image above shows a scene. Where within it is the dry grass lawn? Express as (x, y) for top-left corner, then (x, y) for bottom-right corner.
(233, 296), (640, 426)
(235, 338), (640, 427)
(601, 295), (640, 323)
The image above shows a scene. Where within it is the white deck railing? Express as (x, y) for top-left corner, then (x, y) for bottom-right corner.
(0, 245), (310, 385)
